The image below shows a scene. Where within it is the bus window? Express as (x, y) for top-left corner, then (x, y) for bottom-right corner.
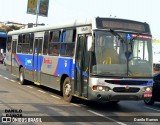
(18, 34), (30, 54)
(29, 33), (34, 54)
(48, 30), (61, 56)
(17, 35), (22, 53)
(60, 29), (76, 56)
(17, 45), (22, 53)
(23, 34), (30, 53)
(43, 31), (49, 55)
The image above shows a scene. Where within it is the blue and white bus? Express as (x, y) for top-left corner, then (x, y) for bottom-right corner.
(6, 17), (153, 103)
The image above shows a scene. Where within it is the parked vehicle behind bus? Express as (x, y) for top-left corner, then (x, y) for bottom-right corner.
(144, 72), (160, 105)
(5, 17), (153, 103)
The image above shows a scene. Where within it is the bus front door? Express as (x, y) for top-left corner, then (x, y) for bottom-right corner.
(33, 38), (43, 83)
(74, 35), (90, 98)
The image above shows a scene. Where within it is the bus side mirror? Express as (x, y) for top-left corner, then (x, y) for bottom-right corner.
(87, 36), (93, 51)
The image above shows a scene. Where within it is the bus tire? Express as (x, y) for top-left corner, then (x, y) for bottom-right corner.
(63, 77), (73, 102)
(144, 98), (154, 105)
(19, 67), (25, 85)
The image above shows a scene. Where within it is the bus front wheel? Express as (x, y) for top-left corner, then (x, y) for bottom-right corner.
(19, 67), (25, 85)
(63, 77), (73, 102)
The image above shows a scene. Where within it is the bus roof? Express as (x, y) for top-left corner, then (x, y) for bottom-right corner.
(8, 18), (93, 35)
(8, 17), (151, 35)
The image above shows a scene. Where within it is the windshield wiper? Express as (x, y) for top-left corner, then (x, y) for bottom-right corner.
(110, 29), (125, 43)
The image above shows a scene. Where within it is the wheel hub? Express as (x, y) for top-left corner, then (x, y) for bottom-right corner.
(65, 83), (71, 96)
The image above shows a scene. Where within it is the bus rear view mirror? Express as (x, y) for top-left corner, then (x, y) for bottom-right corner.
(87, 36), (92, 51)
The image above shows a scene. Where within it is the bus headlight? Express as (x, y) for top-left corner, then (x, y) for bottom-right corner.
(144, 87), (152, 92)
(93, 86), (110, 91)
(97, 86), (103, 91)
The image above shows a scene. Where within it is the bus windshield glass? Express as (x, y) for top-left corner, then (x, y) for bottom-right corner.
(91, 30), (152, 77)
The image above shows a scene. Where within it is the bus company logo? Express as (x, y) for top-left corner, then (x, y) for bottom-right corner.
(25, 58), (32, 66)
(44, 58), (52, 64)
(125, 84), (129, 89)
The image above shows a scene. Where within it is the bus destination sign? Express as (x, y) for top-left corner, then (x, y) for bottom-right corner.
(96, 18), (150, 33)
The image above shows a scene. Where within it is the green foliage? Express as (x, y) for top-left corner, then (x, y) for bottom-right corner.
(9, 25), (21, 30)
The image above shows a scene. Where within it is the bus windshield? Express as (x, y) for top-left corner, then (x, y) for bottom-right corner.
(91, 30), (152, 77)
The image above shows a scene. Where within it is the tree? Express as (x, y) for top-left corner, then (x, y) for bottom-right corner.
(0, 25), (22, 32)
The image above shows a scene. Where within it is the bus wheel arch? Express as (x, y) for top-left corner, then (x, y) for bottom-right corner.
(61, 75), (73, 102)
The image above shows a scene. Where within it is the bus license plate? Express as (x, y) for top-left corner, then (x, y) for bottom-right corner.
(144, 93), (152, 98)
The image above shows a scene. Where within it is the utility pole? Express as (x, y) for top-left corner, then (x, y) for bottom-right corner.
(35, 0), (40, 27)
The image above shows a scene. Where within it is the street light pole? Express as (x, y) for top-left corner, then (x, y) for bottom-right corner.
(36, 13), (39, 27)
(35, 0), (40, 27)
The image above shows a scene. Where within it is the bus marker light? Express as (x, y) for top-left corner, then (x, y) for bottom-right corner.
(92, 86), (97, 90)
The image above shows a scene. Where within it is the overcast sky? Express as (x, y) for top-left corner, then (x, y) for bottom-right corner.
(0, 0), (159, 39)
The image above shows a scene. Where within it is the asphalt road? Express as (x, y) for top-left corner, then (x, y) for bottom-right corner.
(0, 64), (160, 125)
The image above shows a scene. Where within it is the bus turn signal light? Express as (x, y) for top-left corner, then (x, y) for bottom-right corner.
(92, 86), (97, 90)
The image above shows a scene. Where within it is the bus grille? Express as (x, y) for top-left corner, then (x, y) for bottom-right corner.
(105, 80), (148, 85)
(113, 87), (140, 93)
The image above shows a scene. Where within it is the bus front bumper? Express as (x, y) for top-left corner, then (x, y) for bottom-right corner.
(87, 87), (152, 102)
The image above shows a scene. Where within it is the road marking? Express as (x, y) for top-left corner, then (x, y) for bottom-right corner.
(144, 106), (160, 112)
(70, 103), (81, 107)
(50, 95), (61, 99)
(18, 82), (21, 84)
(27, 86), (33, 89)
(38, 90), (46, 94)
(88, 110), (104, 116)
(10, 80), (16, 82)
(4, 77), (8, 80)
(88, 110), (126, 125)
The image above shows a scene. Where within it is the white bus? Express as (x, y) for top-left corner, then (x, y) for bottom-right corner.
(6, 17), (153, 103)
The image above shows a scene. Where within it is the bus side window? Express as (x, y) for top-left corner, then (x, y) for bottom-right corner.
(43, 31), (49, 55)
(61, 31), (66, 55)
(30, 33), (34, 54)
(48, 30), (60, 56)
(60, 29), (76, 57)
(18, 34), (30, 54)
(17, 35), (22, 53)
(17, 45), (22, 53)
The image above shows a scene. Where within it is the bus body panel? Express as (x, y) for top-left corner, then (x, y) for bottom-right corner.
(13, 53), (75, 91)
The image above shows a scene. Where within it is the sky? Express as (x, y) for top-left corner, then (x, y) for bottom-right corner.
(0, 0), (160, 39)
